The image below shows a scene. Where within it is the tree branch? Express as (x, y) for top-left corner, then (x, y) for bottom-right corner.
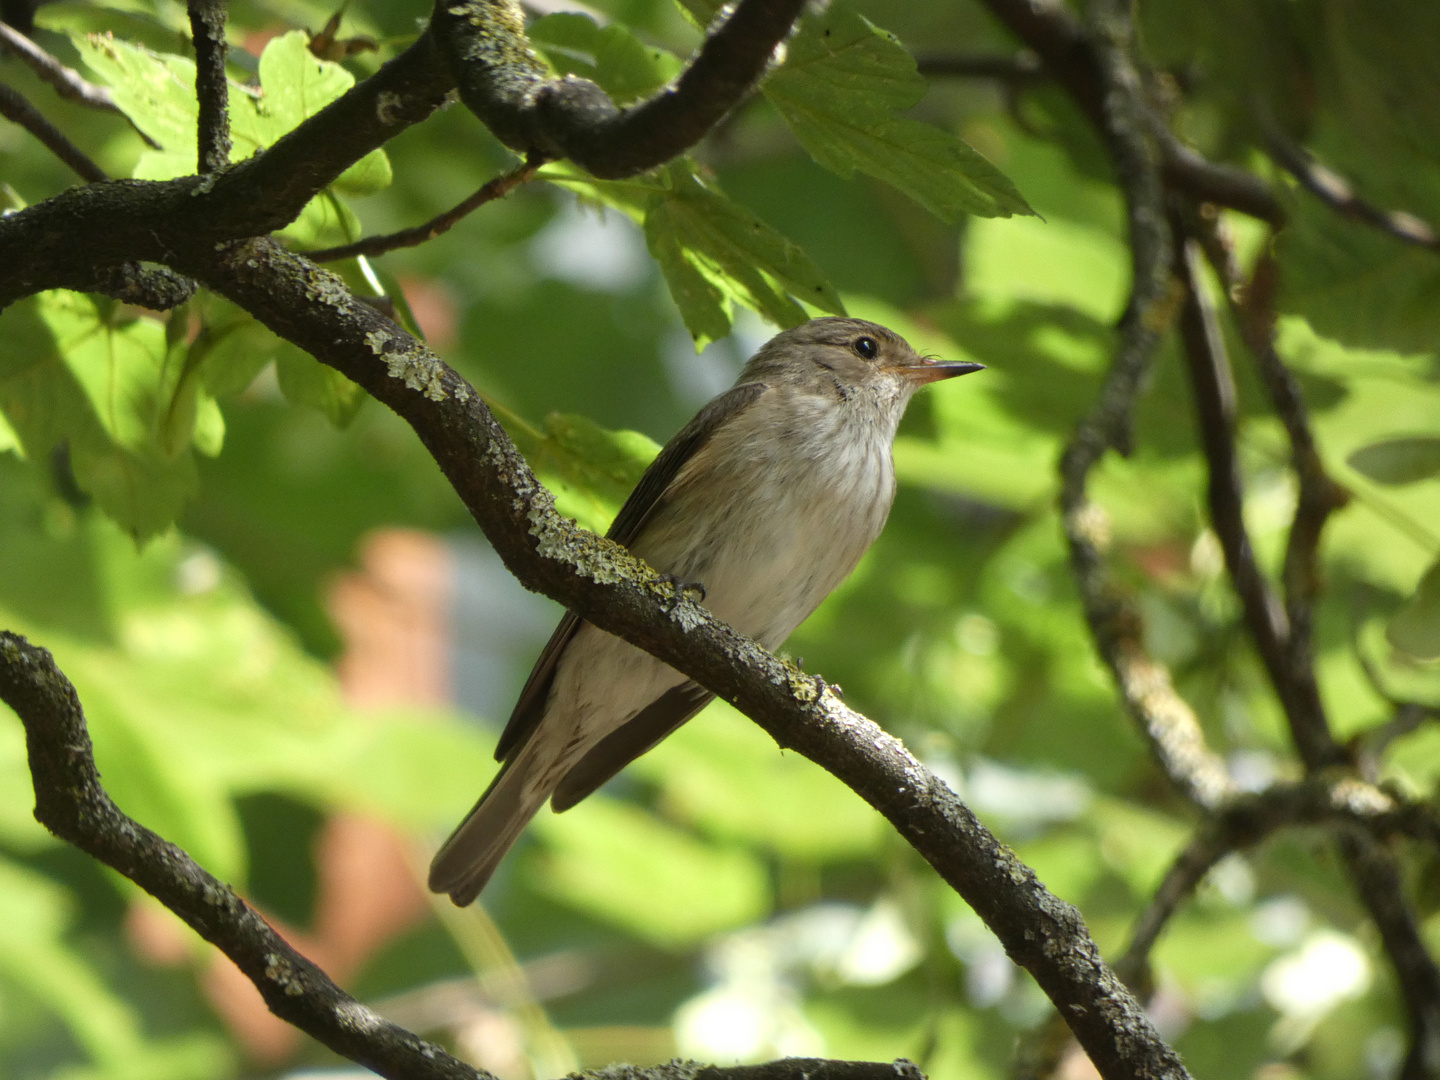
(913, 51), (1045, 83)
(973, 0), (1283, 224)
(1180, 214), (1440, 1079)
(187, 0), (231, 174)
(305, 154), (544, 263)
(142, 231), (1190, 1080)
(1054, 0), (1233, 812)
(1264, 129), (1440, 251)
(0, 630), (934, 1080)
(0, 79), (107, 182)
(431, 0), (805, 179)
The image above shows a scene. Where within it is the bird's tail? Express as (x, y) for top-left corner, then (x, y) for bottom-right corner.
(428, 746), (552, 906)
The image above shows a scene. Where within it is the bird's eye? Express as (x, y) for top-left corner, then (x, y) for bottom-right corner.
(853, 336), (878, 360)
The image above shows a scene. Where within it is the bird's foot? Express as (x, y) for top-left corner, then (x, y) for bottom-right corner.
(794, 656), (842, 700)
(658, 573), (707, 611)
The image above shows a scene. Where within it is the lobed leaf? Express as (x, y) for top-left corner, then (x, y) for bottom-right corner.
(763, 0), (1034, 222)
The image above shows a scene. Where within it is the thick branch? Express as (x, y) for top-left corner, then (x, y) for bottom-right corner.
(0, 80), (107, 182)
(432, 0), (805, 179)
(0, 631), (931, 1080)
(187, 0), (231, 174)
(0, 632), (487, 1080)
(156, 234), (1188, 1080)
(0, 32), (453, 309)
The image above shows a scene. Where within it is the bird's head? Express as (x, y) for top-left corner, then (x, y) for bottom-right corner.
(742, 317), (984, 407)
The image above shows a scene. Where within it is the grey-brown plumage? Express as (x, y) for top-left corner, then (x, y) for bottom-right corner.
(429, 317), (983, 905)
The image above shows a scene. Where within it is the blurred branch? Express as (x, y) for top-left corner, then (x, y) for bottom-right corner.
(0, 80), (106, 181)
(0, 631), (954, 1080)
(306, 154), (544, 262)
(1172, 220), (1343, 769)
(1, 21), (119, 115)
(1054, 0), (1234, 812)
(914, 51), (1045, 83)
(186, 0), (230, 174)
(1264, 129), (1440, 251)
(974, 0), (1283, 224)
(431, 0), (805, 179)
(1182, 214), (1440, 1080)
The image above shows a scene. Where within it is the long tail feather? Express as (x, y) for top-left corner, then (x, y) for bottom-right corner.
(428, 752), (549, 905)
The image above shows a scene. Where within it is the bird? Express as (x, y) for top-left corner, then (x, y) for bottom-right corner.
(429, 316), (984, 905)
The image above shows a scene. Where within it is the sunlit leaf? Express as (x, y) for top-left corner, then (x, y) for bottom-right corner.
(530, 13), (682, 104)
(763, 0), (1033, 222)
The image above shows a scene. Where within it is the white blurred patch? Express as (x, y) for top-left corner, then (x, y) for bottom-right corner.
(1203, 853), (1256, 907)
(1228, 749), (1277, 793)
(1262, 930), (1372, 1051)
(1250, 895), (1309, 948)
(177, 550), (222, 595)
(959, 758), (1091, 829)
(946, 912), (1015, 1007)
(662, 309), (770, 408)
(673, 898), (922, 1062)
(529, 201), (649, 292)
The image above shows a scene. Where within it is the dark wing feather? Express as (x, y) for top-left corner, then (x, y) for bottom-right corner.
(491, 382), (768, 766)
(551, 682), (714, 811)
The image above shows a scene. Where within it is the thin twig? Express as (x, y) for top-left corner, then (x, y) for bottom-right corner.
(0, 21), (120, 114)
(306, 154), (544, 262)
(187, 0), (231, 174)
(0, 80), (106, 182)
(914, 51), (1045, 82)
(1264, 129), (1440, 251)
(0, 20), (161, 148)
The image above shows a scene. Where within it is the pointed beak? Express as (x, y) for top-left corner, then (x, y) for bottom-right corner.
(901, 358), (986, 386)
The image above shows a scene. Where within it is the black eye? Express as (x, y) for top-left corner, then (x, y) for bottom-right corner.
(853, 336), (878, 360)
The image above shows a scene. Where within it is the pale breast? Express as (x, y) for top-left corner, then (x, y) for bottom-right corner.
(633, 388), (898, 649)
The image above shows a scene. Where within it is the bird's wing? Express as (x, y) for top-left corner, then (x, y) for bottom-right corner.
(492, 381), (769, 765)
(551, 681), (714, 810)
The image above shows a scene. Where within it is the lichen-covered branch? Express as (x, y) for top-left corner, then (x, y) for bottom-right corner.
(0, 630), (938, 1080)
(431, 0), (805, 179)
(151, 234), (1188, 1080)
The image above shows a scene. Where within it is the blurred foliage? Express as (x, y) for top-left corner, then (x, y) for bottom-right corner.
(0, 0), (1439, 1079)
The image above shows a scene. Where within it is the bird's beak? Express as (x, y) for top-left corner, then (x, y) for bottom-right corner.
(898, 358), (986, 385)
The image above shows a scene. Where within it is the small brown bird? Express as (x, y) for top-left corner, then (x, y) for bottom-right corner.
(430, 317), (983, 904)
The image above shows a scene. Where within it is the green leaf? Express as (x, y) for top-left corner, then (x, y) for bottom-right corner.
(544, 160), (845, 348)
(1279, 197), (1440, 355)
(763, 0), (1033, 222)
(75, 30), (390, 242)
(645, 163), (846, 347)
(529, 13), (682, 104)
(532, 796), (770, 948)
(1389, 557), (1440, 661)
(1347, 437), (1440, 485)
(275, 346), (365, 428)
(0, 293), (199, 537)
